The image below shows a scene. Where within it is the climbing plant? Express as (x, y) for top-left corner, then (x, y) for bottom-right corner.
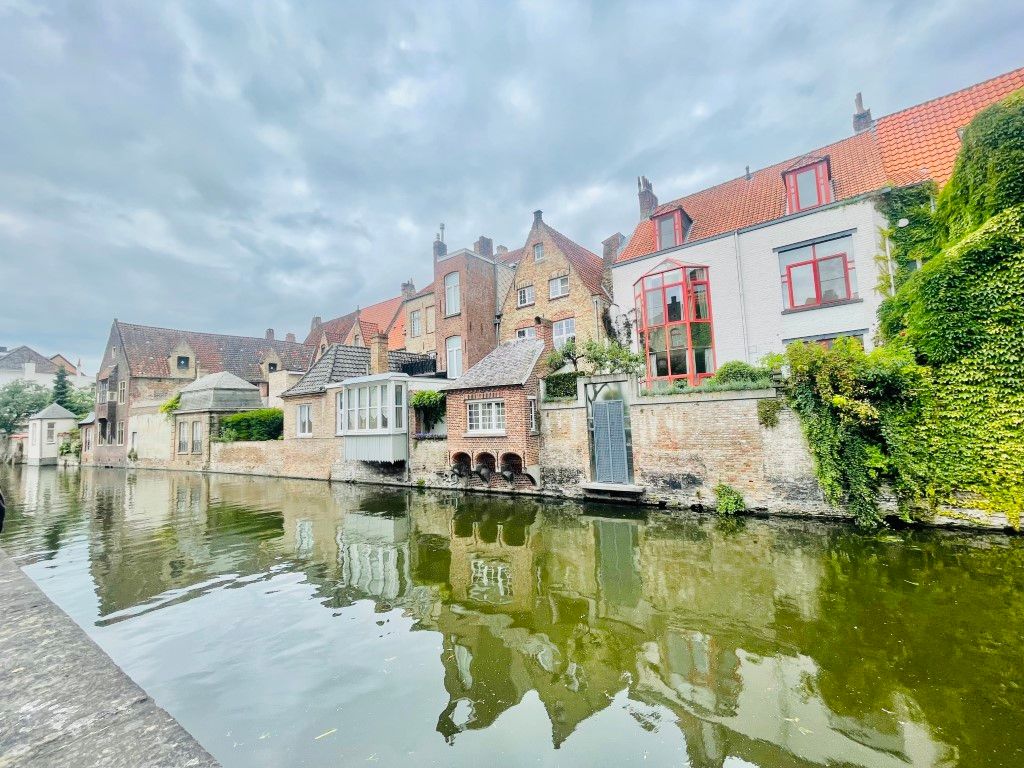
(410, 390), (446, 433)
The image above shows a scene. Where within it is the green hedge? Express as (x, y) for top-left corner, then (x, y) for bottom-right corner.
(219, 408), (283, 442)
(544, 371), (583, 400)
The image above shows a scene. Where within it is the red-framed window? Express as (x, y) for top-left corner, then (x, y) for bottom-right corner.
(633, 260), (715, 388)
(779, 234), (858, 310)
(654, 209), (690, 251)
(784, 160), (832, 213)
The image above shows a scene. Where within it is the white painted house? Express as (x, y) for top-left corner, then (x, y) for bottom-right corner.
(609, 68), (1024, 388)
(0, 346), (91, 389)
(25, 403), (79, 466)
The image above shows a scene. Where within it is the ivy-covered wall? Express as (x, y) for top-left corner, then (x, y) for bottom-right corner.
(789, 88), (1024, 528)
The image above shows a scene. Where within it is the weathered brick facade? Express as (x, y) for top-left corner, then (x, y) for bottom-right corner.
(435, 248), (503, 376)
(445, 383), (541, 473)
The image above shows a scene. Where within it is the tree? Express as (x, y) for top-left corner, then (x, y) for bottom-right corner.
(545, 339), (586, 372)
(64, 385), (96, 418)
(0, 380), (52, 434)
(582, 339), (645, 376)
(52, 366), (71, 408)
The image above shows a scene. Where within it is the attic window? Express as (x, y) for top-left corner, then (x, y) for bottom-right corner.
(176, 356), (190, 370)
(654, 210), (690, 251)
(784, 160), (832, 213)
(268, 362), (278, 373)
(533, 243), (544, 262)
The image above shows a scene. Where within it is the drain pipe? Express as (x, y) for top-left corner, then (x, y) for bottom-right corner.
(731, 229), (751, 362)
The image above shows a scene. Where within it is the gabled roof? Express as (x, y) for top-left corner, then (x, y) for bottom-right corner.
(0, 346), (58, 374)
(540, 223), (608, 298)
(443, 339), (545, 390)
(282, 344), (430, 397)
(304, 293), (407, 349)
(617, 66), (1024, 264)
(108, 322), (313, 381)
(497, 246), (526, 266)
(29, 402), (78, 421)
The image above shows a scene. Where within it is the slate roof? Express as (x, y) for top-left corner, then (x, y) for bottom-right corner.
(617, 66), (1024, 264)
(0, 346), (58, 374)
(79, 411), (96, 426)
(177, 371), (263, 413)
(108, 322), (313, 381)
(443, 339), (545, 391)
(282, 344), (431, 397)
(29, 403), (78, 421)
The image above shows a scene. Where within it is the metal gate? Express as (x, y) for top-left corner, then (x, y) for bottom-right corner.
(592, 399), (629, 484)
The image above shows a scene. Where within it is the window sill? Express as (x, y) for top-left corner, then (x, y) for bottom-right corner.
(549, 294), (569, 302)
(517, 302), (535, 309)
(296, 433), (313, 438)
(444, 312), (461, 319)
(464, 431), (507, 438)
(782, 297), (862, 315)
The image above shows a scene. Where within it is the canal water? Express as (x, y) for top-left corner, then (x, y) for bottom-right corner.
(1, 467), (1022, 767)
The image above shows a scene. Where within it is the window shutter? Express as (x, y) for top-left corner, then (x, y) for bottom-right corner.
(815, 162), (831, 204)
(784, 173), (799, 213)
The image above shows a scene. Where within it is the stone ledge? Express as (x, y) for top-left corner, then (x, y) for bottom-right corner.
(634, 388), (778, 405)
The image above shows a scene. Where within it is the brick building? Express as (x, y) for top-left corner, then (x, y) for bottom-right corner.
(610, 66), (1024, 389)
(498, 210), (611, 351)
(443, 317), (552, 487)
(82, 320), (311, 467)
(305, 285), (413, 362)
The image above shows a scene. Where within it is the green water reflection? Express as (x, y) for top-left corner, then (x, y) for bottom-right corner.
(2, 465), (1022, 767)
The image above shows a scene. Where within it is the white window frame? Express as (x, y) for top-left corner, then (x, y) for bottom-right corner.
(549, 275), (570, 299)
(177, 421), (188, 453)
(517, 285), (535, 307)
(446, 336), (463, 379)
(516, 327), (536, 340)
(444, 272), (461, 316)
(410, 309), (422, 337)
(45, 421), (55, 444)
(335, 380), (407, 436)
(528, 396), (538, 433)
(297, 404), (313, 437)
(533, 243), (544, 262)
(466, 399), (506, 435)
(553, 318), (576, 349)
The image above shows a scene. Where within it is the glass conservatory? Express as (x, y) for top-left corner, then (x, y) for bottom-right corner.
(633, 259), (716, 388)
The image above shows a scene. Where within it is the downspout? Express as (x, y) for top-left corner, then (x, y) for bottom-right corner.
(731, 230), (751, 362)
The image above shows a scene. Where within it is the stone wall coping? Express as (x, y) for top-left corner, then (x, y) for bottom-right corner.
(633, 387), (779, 405)
(540, 399), (585, 411)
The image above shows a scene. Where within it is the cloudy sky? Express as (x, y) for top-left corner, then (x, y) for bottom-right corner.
(1, 0), (1021, 372)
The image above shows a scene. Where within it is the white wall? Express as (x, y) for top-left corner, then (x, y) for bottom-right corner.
(0, 362), (92, 390)
(611, 199), (886, 365)
(26, 416), (77, 465)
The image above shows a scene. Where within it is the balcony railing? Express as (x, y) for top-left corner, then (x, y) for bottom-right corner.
(401, 357), (438, 377)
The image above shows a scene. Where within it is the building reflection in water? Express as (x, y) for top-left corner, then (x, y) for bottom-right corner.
(0, 466), (966, 768)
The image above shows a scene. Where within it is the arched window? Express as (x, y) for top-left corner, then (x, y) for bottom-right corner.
(633, 260), (715, 388)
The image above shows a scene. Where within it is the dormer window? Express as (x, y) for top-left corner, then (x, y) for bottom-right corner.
(654, 209), (690, 251)
(176, 355), (190, 370)
(268, 362), (278, 373)
(784, 159), (832, 213)
(533, 243), (544, 262)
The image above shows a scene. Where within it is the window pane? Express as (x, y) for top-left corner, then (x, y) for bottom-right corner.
(647, 327), (668, 377)
(358, 388), (367, 429)
(779, 245), (812, 268)
(796, 168), (819, 209)
(664, 269), (682, 285)
(692, 284), (709, 319)
(644, 274), (663, 290)
(817, 256), (847, 302)
(394, 385), (404, 429)
(789, 263), (817, 306)
(687, 267), (707, 281)
(694, 346), (714, 375)
(494, 402), (505, 430)
(814, 236), (851, 258)
(669, 326), (688, 376)
(665, 285), (683, 322)
(645, 290), (664, 326)
(658, 216), (676, 248)
(369, 386), (378, 429)
(379, 385), (389, 428)
(690, 323), (712, 348)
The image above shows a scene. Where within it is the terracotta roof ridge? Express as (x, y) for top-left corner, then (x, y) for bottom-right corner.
(875, 65), (1024, 124)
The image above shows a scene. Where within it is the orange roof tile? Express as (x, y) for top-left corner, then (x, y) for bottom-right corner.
(618, 66), (1024, 264)
(542, 223), (608, 297)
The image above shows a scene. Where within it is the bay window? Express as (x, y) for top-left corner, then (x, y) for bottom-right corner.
(784, 160), (832, 213)
(553, 318), (575, 349)
(778, 234), (857, 310)
(467, 400), (505, 434)
(634, 260), (716, 387)
(335, 380), (407, 435)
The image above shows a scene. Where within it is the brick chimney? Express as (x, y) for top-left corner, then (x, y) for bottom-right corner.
(265, 328), (275, 340)
(602, 232), (625, 268)
(473, 236), (493, 257)
(401, 279), (416, 299)
(369, 333), (390, 375)
(433, 232), (447, 260)
(638, 176), (658, 220)
(496, 245), (508, 256)
(534, 316), (553, 354)
(310, 315), (322, 332)
(533, 209), (543, 225)
(853, 92), (874, 134)
(285, 332), (296, 343)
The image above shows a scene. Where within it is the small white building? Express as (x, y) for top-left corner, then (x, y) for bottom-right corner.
(25, 403), (79, 466)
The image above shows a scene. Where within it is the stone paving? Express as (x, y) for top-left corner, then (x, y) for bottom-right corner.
(0, 548), (219, 768)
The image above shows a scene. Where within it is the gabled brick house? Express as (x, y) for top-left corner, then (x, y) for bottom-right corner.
(498, 211), (611, 351)
(305, 287), (413, 362)
(82, 320), (311, 467)
(443, 317), (553, 488)
(610, 66), (1024, 390)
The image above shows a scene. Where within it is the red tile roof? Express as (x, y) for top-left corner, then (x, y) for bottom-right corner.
(110, 321), (313, 381)
(618, 66), (1024, 264)
(542, 222), (608, 297)
(497, 246), (526, 265)
(305, 312), (357, 347)
(305, 293), (407, 350)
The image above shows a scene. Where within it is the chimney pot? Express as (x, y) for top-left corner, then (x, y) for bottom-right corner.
(533, 210), (543, 224)
(265, 328), (275, 340)
(745, 165), (752, 181)
(401, 279), (416, 299)
(852, 92), (874, 134)
(497, 245), (508, 255)
(285, 332), (296, 343)
(433, 233), (448, 260)
(638, 176), (658, 220)
(311, 315), (322, 332)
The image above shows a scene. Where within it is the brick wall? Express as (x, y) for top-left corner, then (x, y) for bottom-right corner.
(445, 383), (541, 471)
(435, 251), (499, 374)
(499, 219), (606, 345)
(210, 438), (342, 480)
